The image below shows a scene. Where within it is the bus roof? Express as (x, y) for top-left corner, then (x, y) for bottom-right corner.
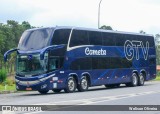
(72, 27), (153, 37)
(26, 26), (153, 37)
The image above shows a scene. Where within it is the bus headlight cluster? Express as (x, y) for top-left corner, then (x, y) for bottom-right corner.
(41, 84), (47, 89)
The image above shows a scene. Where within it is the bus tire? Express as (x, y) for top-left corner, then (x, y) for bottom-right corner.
(126, 73), (138, 87)
(38, 90), (49, 94)
(138, 73), (145, 86)
(64, 77), (77, 93)
(52, 89), (62, 93)
(77, 76), (89, 92)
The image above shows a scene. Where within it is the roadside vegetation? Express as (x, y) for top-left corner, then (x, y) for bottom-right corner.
(0, 68), (16, 92)
(156, 71), (160, 81)
(0, 20), (33, 92)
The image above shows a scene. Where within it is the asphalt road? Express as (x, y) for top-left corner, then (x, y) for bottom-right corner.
(0, 81), (160, 114)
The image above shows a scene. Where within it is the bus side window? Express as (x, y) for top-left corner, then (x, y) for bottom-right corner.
(115, 34), (126, 46)
(52, 29), (71, 45)
(69, 30), (89, 47)
(102, 32), (115, 46)
(49, 58), (58, 71)
(88, 31), (102, 45)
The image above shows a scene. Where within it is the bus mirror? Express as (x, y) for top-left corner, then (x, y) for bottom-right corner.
(4, 48), (18, 62)
(40, 46), (56, 60)
(40, 45), (65, 60)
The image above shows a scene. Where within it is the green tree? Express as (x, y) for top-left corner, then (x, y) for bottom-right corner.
(22, 21), (31, 30)
(155, 34), (160, 65)
(139, 30), (146, 34)
(155, 34), (160, 46)
(100, 25), (113, 30)
(0, 20), (33, 75)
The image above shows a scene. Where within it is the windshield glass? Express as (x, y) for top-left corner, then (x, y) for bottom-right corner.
(18, 28), (52, 51)
(16, 54), (48, 76)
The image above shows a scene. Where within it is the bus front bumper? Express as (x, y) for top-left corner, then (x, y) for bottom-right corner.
(15, 75), (66, 91)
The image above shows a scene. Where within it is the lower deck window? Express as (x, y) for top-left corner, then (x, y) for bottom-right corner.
(70, 57), (132, 70)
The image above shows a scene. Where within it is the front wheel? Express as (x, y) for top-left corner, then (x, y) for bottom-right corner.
(77, 76), (89, 92)
(64, 77), (77, 93)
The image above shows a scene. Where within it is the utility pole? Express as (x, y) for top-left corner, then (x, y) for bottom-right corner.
(98, 0), (103, 29)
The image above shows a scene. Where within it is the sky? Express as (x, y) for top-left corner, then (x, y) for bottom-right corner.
(0, 0), (160, 35)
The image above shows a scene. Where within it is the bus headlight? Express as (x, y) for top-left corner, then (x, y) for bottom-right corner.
(41, 84), (47, 89)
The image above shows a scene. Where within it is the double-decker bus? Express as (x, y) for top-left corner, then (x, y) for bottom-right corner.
(4, 27), (156, 94)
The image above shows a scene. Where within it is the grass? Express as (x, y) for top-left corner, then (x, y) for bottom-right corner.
(0, 76), (16, 92)
(0, 84), (16, 91)
(155, 76), (160, 81)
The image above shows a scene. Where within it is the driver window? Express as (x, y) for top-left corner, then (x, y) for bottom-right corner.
(49, 58), (58, 71)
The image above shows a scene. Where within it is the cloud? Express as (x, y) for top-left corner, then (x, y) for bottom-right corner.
(28, 0), (99, 27)
(0, 0), (160, 35)
(100, 0), (160, 34)
(0, 0), (44, 23)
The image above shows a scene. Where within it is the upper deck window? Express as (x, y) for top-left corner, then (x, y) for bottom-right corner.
(88, 31), (102, 45)
(69, 30), (89, 47)
(52, 29), (71, 45)
(18, 28), (52, 51)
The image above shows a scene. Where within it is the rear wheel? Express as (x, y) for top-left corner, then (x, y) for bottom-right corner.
(38, 90), (49, 94)
(77, 76), (89, 92)
(126, 73), (138, 87)
(52, 89), (62, 93)
(64, 77), (77, 93)
(138, 73), (145, 86)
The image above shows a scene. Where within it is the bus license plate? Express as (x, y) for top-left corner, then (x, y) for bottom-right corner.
(26, 88), (32, 90)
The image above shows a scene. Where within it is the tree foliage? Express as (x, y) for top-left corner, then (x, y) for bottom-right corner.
(155, 34), (160, 65)
(139, 30), (146, 34)
(100, 25), (113, 30)
(0, 20), (32, 74)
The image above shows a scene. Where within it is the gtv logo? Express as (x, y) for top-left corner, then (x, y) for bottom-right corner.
(124, 40), (149, 60)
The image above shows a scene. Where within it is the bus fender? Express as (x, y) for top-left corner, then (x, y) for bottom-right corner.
(81, 72), (91, 86)
(67, 73), (79, 85)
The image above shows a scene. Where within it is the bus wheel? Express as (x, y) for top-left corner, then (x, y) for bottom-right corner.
(38, 90), (49, 94)
(138, 73), (145, 86)
(52, 89), (62, 93)
(77, 76), (89, 92)
(64, 77), (77, 93)
(126, 73), (138, 87)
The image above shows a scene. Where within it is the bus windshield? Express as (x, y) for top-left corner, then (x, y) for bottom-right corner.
(16, 54), (48, 76)
(18, 28), (52, 51)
